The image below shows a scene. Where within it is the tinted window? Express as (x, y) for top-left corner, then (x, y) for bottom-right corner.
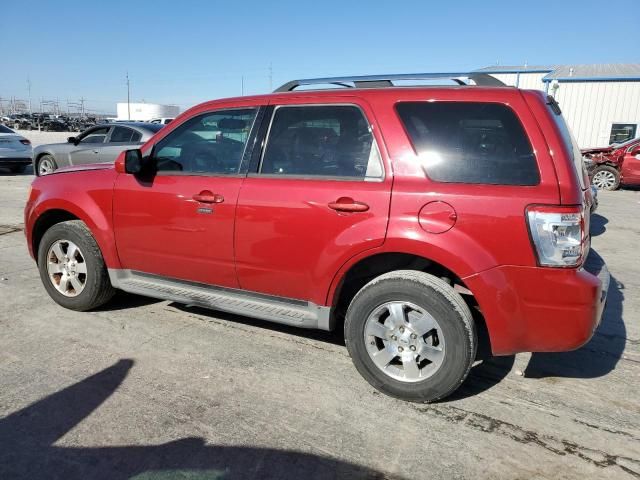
(110, 126), (137, 142)
(154, 108), (257, 174)
(80, 127), (110, 144)
(260, 105), (383, 179)
(396, 102), (539, 185)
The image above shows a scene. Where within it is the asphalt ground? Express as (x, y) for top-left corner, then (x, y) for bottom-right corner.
(0, 161), (638, 479)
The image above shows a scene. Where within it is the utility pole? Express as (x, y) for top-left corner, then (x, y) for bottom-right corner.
(126, 71), (131, 120)
(27, 77), (32, 113)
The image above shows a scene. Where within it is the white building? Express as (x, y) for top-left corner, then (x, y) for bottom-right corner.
(475, 64), (640, 148)
(116, 102), (180, 122)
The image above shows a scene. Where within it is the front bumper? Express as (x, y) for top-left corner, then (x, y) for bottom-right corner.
(463, 251), (610, 356)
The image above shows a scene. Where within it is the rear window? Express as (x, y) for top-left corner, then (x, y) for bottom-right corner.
(546, 97), (588, 190)
(396, 102), (539, 185)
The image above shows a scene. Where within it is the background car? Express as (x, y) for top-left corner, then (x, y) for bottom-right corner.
(0, 124), (32, 173)
(582, 136), (640, 190)
(32, 122), (164, 175)
(149, 117), (174, 125)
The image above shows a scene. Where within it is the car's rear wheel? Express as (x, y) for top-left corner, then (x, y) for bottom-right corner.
(345, 270), (476, 402)
(591, 165), (620, 190)
(37, 154), (57, 176)
(37, 220), (115, 311)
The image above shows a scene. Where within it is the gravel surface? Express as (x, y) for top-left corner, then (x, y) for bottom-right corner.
(0, 174), (638, 479)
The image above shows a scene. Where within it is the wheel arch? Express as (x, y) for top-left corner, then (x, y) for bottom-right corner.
(329, 251), (492, 357)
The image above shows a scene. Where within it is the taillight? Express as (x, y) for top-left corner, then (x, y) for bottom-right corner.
(20, 139), (31, 145)
(526, 206), (585, 267)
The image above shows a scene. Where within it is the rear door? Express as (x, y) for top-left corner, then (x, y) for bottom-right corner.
(234, 99), (392, 305)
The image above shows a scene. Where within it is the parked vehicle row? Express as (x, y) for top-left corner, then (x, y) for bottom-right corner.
(24, 73), (609, 402)
(0, 113), (101, 132)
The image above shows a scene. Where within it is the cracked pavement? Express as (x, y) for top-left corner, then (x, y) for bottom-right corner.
(0, 169), (639, 479)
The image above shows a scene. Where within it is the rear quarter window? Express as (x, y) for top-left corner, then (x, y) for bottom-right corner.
(396, 102), (539, 185)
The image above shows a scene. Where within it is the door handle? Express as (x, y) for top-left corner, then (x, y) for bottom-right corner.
(193, 191), (224, 204)
(328, 197), (369, 213)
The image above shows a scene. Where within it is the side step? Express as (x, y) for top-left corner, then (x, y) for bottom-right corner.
(108, 269), (333, 330)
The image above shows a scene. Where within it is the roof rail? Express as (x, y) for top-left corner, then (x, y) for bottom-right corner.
(274, 72), (506, 92)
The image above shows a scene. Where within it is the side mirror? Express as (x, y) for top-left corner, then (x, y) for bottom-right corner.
(67, 136), (77, 144)
(124, 149), (143, 174)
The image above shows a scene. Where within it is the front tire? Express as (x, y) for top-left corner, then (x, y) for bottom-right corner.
(345, 270), (476, 403)
(37, 220), (115, 311)
(591, 165), (620, 191)
(37, 154), (57, 176)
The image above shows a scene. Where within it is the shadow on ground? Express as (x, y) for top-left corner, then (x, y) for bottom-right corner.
(0, 359), (401, 480)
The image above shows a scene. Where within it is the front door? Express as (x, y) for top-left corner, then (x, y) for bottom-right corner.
(69, 126), (112, 166)
(621, 149), (640, 185)
(234, 101), (392, 305)
(113, 107), (259, 288)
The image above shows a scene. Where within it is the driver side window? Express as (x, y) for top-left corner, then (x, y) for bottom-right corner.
(153, 108), (257, 175)
(81, 127), (110, 144)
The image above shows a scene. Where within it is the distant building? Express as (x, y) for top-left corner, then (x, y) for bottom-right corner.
(116, 102), (180, 122)
(475, 64), (640, 148)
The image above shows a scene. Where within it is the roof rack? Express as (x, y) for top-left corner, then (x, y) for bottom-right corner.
(274, 72), (506, 92)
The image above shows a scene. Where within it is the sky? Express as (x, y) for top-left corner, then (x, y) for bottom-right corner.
(1, 0), (638, 114)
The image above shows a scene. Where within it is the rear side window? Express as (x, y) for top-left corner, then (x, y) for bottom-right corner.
(110, 126), (137, 142)
(396, 102), (539, 185)
(260, 105), (383, 180)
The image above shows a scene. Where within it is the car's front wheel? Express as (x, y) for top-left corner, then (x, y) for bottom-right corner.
(345, 270), (476, 403)
(37, 154), (57, 176)
(591, 165), (620, 190)
(37, 220), (115, 311)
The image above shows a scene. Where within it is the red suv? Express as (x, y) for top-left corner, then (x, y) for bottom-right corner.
(24, 73), (609, 402)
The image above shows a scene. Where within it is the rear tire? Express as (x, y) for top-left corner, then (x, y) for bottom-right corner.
(37, 220), (115, 311)
(344, 270), (476, 403)
(591, 165), (620, 191)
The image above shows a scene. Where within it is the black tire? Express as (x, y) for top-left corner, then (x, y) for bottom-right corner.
(10, 165), (27, 174)
(591, 165), (620, 191)
(37, 220), (116, 311)
(345, 270), (476, 403)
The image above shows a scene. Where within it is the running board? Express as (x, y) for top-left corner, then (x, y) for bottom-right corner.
(108, 269), (334, 331)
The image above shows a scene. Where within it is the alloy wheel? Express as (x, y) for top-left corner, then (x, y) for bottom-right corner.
(46, 240), (88, 297)
(592, 170), (616, 190)
(38, 156), (55, 175)
(364, 301), (445, 382)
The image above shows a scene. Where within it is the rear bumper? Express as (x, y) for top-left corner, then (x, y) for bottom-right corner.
(0, 157), (31, 166)
(464, 251), (609, 355)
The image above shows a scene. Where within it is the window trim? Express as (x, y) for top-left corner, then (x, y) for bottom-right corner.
(394, 100), (541, 187)
(252, 103), (385, 182)
(150, 106), (262, 178)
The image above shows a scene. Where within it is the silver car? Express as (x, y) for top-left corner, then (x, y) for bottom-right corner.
(33, 122), (163, 176)
(0, 124), (32, 174)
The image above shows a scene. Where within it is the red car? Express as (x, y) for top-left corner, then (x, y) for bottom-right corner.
(24, 73), (609, 402)
(582, 137), (640, 190)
